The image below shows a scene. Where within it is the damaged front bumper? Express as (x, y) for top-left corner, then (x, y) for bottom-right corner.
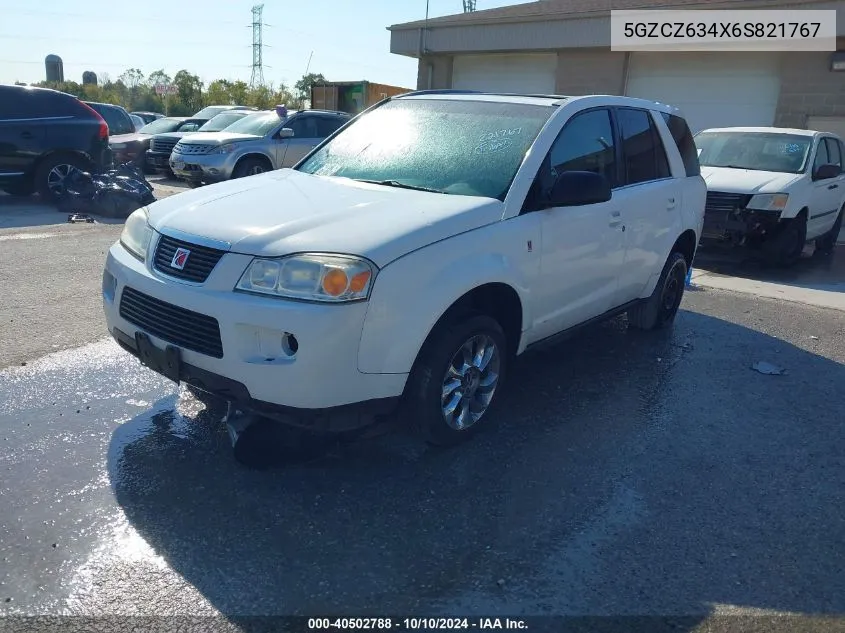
(701, 193), (783, 246)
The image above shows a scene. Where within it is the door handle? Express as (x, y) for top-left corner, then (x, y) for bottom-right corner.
(828, 184), (839, 190)
(667, 197), (676, 210)
(20, 131), (33, 139)
(609, 220), (623, 228)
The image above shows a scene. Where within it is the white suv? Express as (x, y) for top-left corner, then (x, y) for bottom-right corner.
(102, 91), (706, 446)
(696, 127), (845, 265)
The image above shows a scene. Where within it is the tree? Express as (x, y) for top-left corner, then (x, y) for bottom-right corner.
(119, 68), (144, 90)
(205, 79), (232, 105)
(294, 72), (326, 107)
(228, 80), (249, 106)
(173, 70), (203, 113)
(147, 69), (171, 89)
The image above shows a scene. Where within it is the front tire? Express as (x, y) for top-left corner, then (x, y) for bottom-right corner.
(627, 252), (687, 331)
(404, 314), (508, 446)
(763, 213), (807, 266)
(233, 157), (270, 180)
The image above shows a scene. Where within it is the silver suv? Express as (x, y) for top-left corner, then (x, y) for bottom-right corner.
(170, 109), (351, 185)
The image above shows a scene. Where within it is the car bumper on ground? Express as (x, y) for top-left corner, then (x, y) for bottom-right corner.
(101, 239), (405, 431)
(170, 152), (235, 184)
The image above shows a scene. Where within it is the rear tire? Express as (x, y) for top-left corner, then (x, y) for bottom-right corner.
(815, 206), (843, 255)
(233, 157), (271, 179)
(403, 314), (508, 446)
(627, 252), (687, 331)
(35, 153), (90, 203)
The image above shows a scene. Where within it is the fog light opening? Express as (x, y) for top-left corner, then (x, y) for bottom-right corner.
(281, 332), (299, 357)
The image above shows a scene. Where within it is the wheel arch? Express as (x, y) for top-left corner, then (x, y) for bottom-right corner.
(233, 152), (273, 175)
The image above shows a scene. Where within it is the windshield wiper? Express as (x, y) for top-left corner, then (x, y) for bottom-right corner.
(354, 179), (445, 194)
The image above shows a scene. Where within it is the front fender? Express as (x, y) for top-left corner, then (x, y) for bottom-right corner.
(357, 218), (538, 375)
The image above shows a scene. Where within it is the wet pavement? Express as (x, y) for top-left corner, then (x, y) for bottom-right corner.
(1, 287), (844, 628)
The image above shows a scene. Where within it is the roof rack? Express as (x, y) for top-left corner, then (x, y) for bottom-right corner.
(396, 89), (482, 97)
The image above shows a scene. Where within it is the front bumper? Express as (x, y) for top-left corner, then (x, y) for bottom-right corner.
(102, 238), (406, 429)
(146, 150), (173, 172)
(702, 207), (783, 244)
(170, 151), (235, 183)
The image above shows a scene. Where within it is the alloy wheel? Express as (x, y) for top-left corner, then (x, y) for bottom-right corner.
(440, 334), (501, 431)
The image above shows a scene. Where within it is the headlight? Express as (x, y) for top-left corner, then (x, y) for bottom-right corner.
(747, 193), (789, 212)
(214, 144), (238, 155)
(120, 208), (152, 261)
(236, 254), (377, 302)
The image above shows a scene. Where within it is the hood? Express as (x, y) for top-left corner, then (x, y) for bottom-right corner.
(700, 166), (803, 193)
(109, 132), (144, 144)
(146, 169), (503, 267)
(177, 132), (261, 145)
(152, 131), (194, 142)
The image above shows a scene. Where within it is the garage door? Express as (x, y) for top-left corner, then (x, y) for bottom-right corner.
(452, 54), (557, 94)
(626, 53), (781, 134)
(808, 116), (845, 139)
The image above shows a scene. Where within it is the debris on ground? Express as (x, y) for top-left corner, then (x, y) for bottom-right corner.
(810, 336), (819, 341)
(752, 361), (786, 376)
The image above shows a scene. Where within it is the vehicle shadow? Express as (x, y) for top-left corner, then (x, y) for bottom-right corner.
(695, 244), (845, 294)
(108, 306), (845, 627)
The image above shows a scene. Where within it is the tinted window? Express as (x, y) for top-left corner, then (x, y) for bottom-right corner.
(88, 104), (133, 135)
(315, 116), (346, 138)
(661, 112), (700, 176)
(0, 87), (30, 118)
(824, 138), (841, 169)
(287, 115), (320, 138)
(546, 108), (616, 189)
(617, 108), (669, 185)
(814, 138), (830, 170)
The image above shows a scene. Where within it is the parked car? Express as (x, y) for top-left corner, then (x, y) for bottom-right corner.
(130, 114), (146, 132)
(146, 110), (254, 176)
(84, 101), (146, 167)
(696, 126), (845, 264)
(170, 109), (350, 186)
(133, 117), (201, 173)
(131, 111), (164, 125)
(103, 91), (704, 452)
(191, 105), (255, 120)
(0, 84), (111, 200)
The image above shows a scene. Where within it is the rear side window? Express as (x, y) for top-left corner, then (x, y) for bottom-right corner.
(661, 112), (700, 177)
(616, 108), (671, 186)
(94, 105), (134, 135)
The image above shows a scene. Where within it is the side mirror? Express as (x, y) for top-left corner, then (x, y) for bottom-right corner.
(813, 163), (840, 181)
(543, 170), (612, 208)
(277, 128), (294, 139)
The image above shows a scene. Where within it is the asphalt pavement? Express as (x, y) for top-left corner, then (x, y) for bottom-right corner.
(1, 189), (844, 631)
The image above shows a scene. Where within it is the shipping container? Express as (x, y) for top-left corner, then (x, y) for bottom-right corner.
(310, 81), (412, 115)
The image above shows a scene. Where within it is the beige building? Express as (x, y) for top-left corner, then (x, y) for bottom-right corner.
(389, 0), (845, 135)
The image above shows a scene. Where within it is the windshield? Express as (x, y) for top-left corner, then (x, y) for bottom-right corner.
(199, 111), (250, 132)
(193, 106), (230, 120)
(296, 99), (553, 199)
(139, 117), (184, 135)
(222, 111), (282, 136)
(695, 131), (812, 174)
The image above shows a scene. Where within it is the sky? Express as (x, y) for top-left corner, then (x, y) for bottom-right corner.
(0, 0), (534, 89)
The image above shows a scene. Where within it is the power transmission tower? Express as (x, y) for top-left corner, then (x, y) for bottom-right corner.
(250, 4), (265, 88)
(463, 0), (477, 11)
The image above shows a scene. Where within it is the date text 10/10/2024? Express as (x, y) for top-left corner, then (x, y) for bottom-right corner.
(308, 618), (529, 630)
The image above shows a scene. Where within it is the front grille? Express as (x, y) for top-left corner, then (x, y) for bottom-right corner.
(150, 137), (178, 154)
(705, 191), (753, 215)
(119, 287), (223, 358)
(173, 144), (211, 155)
(153, 235), (226, 283)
